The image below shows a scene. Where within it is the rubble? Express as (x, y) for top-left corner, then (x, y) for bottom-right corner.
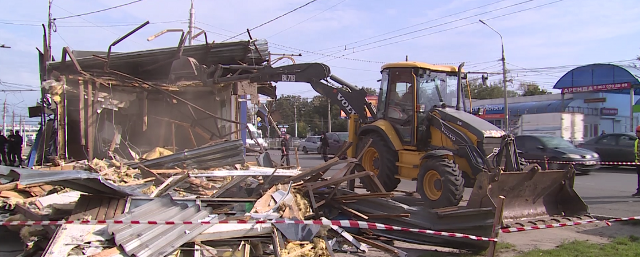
(0, 137), (501, 257)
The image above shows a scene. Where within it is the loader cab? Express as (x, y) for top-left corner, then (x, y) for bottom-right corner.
(377, 62), (460, 147)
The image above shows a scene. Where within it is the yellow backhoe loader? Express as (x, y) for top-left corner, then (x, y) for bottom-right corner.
(196, 60), (588, 225)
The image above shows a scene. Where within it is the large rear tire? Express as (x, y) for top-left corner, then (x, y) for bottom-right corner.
(417, 158), (464, 209)
(358, 134), (400, 192)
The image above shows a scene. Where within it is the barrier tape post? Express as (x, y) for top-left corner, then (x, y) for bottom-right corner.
(487, 195), (506, 257)
(0, 219), (498, 242)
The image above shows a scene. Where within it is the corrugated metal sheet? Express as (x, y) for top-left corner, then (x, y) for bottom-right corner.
(0, 166), (143, 197)
(108, 195), (217, 257)
(48, 40), (270, 82)
(130, 139), (245, 170)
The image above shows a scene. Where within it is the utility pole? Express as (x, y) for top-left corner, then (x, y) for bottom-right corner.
(12, 110), (15, 135)
(479, 19), (509, 132)
(294, 103), (298, 138)
(187, 0), (195, 45)
(47, 0), (53, 62)
(2, 100), (5, 136)
(327, 98), (331, 132)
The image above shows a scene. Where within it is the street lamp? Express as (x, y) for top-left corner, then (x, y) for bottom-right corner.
(479, 19), (509, 132)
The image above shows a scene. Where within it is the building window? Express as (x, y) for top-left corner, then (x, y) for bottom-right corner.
(584, 124), (589, 138)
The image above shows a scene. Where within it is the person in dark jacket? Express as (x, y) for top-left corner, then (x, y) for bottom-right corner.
(8, 130), (22, 167)
(320, 132), (330, 162)
(0, 133), (7, 166)
(280, 134), (290, 167)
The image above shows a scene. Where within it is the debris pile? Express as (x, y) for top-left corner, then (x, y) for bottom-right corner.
(0, 139), (496, 257)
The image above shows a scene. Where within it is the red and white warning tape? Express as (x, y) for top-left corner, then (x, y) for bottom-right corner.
(524, 159), (639, 166)
(500, 216), (640, 233)
(0, 218), (497, 242)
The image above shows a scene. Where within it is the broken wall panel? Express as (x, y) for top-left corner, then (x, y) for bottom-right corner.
(63, 79), (237, 161)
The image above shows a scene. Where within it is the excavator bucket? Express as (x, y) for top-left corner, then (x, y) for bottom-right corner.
(467, 164), (589, 224)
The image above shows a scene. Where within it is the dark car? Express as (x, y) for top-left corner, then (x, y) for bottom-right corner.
(326, 132), (349, 155)
(515, 134), (600, 174)
(579, 133), (636, 164)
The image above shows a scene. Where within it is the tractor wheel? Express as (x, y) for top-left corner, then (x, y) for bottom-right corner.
(417, 158), (464, 209)
(358, 134), (400, 192)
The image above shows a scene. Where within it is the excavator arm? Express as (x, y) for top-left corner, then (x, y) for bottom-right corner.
(205, 63), (375, 123)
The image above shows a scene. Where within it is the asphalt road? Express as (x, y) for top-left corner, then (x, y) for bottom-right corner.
(259, 150), (640, 219)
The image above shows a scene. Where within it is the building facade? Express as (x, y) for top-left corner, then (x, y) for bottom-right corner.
(469, 63), (640, 141)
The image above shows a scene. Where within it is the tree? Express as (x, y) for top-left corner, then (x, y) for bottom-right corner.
(467, 80), (519, 100)
(518, 82), (550, 96)
(361, 87), (378, 96)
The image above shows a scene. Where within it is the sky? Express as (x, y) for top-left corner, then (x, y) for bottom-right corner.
(1, 0), (640, 120)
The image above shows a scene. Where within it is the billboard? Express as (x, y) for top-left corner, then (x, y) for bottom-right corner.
(341, 95), (378, 118)
(561, 82), (631, 94)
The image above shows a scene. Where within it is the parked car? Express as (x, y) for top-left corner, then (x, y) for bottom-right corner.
(515, 134), (600, 174)
(327, 132), (349, 155)
(298, 136), (322, 154)
(579, 133), (636, 164)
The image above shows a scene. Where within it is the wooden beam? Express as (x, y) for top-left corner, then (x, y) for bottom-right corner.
(187, 128), (197, 147)
(87, 80), (94, 160)
(142, 91), (148, 131)
(78, 78), (85, 146)
(171, 123), (176, 152)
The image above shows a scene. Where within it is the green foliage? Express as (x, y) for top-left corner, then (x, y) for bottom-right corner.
(519, 82), (550, 96)
(467, 80), (519, 100)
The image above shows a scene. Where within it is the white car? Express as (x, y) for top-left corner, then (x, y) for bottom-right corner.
(298, 136), (322, 154)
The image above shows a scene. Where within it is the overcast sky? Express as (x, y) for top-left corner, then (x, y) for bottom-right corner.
(1, 0), (640, 117)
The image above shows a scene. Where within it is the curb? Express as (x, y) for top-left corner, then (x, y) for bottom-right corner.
(591, 214), (620, 220)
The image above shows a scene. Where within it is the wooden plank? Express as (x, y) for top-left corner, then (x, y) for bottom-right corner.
(141, 91), (148, 131)
(85, 196), (102, 220)
(95, 197), (110, 220)
(114, 198), (127, 217)
(105, 198), (120, 220)
(108, 125), (121, 152)
(79, 78), (86, 145)
(281, 158), (355, 184)
(171, 123), (176, 152)
(69, 195), (90, 220)
(187, 128), (197, 148)
(334, 193), (394, 201)
(351, 234), (407, 257)
(87, 81), (97, 160)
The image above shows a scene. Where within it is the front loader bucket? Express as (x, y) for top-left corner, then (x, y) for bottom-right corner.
(467, 164), (588, 223)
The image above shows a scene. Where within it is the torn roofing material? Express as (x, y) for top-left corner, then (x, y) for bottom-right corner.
(48, 40), (270, 82)
(0, 166), (143, 197)
(108, 195), (217, 257)
(131, 139), (245, 170)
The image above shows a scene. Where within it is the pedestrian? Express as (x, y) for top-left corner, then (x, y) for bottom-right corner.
(320, 132), (329, 162)
(280, 133), (290, 167)
(0, 133), (7, 166)
(8, 130), (22, 167)
(634, 125), (640, 197)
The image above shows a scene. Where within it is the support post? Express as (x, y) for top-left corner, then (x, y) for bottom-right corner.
(631, 87), (635, 132)
(327, 98), (331, 132)
(79, 78), (86, 145)
(487, 196), (506, 257)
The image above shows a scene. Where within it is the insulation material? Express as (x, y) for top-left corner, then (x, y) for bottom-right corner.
(141, 147), (174, 160)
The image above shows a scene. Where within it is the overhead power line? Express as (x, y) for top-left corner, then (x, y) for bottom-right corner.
(314, 0), (511, 53)
(54, 0), (145, 20)
(222, 0), (320, 42)
(267, 0), (347, 39)
(1, 20), (184, 28)
(318, 0), (565, 63)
